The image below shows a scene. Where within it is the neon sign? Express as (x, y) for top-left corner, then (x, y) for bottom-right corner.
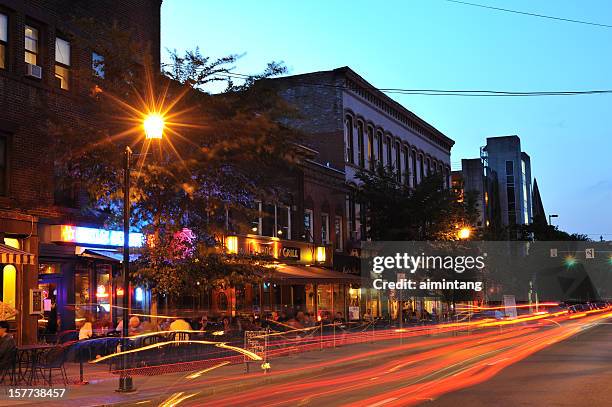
(56, 225), (144, 247)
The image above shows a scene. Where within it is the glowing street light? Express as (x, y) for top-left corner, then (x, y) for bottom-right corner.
(458, 227), (471, 240)
(143, 113), (165, 139)
(118, 113), (164, 393)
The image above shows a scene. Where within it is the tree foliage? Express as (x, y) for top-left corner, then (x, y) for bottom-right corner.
(51, 21), (301, 295)
(355, 167), (477, 241)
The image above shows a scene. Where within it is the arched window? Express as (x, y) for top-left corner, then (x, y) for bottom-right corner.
(344, 115), (354, 164)
(357, 121), (365, 168)
(367, 125), (374, 170)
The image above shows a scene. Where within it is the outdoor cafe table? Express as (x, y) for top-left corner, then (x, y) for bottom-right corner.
(16, 343), (55, 385)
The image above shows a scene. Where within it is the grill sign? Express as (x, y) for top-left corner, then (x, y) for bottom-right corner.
(281, 246), (300, 259)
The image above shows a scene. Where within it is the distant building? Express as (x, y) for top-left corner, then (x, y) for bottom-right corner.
(452, 158), (500, 229)
(481, 136), (533, 227)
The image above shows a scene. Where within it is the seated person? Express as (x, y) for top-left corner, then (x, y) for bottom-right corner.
(0, 321), (16, 370)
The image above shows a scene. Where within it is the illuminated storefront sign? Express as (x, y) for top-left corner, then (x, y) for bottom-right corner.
(52, 225), (144, 247)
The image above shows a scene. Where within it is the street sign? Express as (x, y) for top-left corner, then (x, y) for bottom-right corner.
(550, 248), (558, 258)
(585, 248), (595, 259)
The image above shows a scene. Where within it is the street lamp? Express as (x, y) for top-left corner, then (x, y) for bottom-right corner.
(457, 227), (471, 240)
(118, 113), (165, 393)
(548, 214), (559, 226)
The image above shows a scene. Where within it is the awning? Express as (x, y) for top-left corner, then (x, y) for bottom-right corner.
(79, 249), (140, 263)
(0, 243), (35, 265)
(268, 264), (361, 284)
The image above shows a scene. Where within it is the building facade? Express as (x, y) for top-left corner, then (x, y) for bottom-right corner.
(270, 67), (455, 319)
(482, 136), (533, 227)
(0, 0), (161, 343)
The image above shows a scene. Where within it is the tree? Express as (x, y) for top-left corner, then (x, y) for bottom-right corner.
(355, 167), (476, 241)
(51, 21), (303, 298)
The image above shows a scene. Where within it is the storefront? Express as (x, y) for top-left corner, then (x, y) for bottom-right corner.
(37, 224), (146, 336)
(203, 234), (363, 320)
(0, 210), (39, 345)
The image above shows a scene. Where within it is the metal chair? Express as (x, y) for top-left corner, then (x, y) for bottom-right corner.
(0, 348), (17, 385)
(35, 345), (69, 386)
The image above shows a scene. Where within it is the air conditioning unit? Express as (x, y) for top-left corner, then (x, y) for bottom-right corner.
(25, 63), (42, 79)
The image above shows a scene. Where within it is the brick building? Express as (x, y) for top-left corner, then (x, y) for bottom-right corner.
(269, 67), (455, 317)
(0, 0), (161, 344)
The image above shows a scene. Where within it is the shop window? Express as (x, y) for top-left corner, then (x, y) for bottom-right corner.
(95, 266), (111, 314)
(304, 209), (313, 242)
(25, 25), (39, 66)
(92, 51), (105, 78)
(1, 265), (16, 315)
(74, 272), (90, 324)
(39, 263), (61, 275)
(54, 37), (70, 90)
(0, 13), (7, 70)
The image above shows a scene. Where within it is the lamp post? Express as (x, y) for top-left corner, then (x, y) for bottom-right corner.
(548, 214), (559, 226)
(117, 113), (164, 393)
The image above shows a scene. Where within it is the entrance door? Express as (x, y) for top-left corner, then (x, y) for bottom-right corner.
(38, 276), (62, 341)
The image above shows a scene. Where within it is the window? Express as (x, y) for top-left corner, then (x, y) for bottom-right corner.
(411, 151), (417, 187)
(0, 13), (7, 69)
(375, 131), (382, 168)
(0, 135), (6, 195)
(386, 136), (392, 168)
(55, 38), (70, 90)
(367, 126), (374, 170)
(92, 52), (105, 78)
(506, 161), (516, 224)
(25, 25), (38, 66)
(334, 216), (343, 251)
(344, 116), (354, 164)
(277, 205), (291, 239)
(402, 146), (409, 185)
(321, 213), (329, 244)
(418, 154), (424, 183)
(395, 141), (401, 182)
(304, 209), (313, 242)
(357, 121), (365, 167)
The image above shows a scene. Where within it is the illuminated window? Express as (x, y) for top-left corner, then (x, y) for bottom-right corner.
(1, 265), (16, 315)
(55, 37), (70, 90)
(92, 52), (105, 78)
(0, 13), (7, 69)
(25, 25), (38, 65)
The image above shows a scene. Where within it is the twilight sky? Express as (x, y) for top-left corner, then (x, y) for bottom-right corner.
(161, 0), (612, 238)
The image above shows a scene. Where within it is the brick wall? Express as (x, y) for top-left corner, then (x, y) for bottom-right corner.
(0, 0), (161, 221)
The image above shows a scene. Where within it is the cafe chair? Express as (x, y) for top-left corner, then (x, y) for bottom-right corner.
(0, 348), (17, 385)
(35, 345), (69, 386)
